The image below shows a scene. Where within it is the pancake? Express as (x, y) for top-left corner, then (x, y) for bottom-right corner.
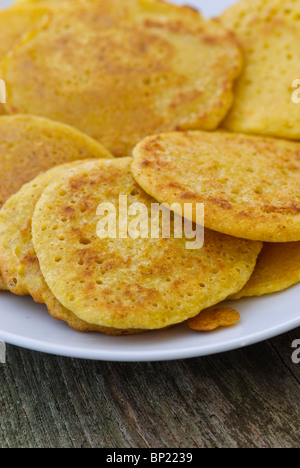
(0, 276), (7, 291)
(132, 131), (300, 243)
(0, 162), (141, 334)
(45, 294), (144, 335)
(0, 5), (52, 114)
(220, 0), (300, 140)
(231, 242), (300, 299)
(2, 0), (242, 156)
(0, 114), (112, 209)
(0, 5), (51, 61)
(31, 157), (262, 331)
(0, 163), (87, 296)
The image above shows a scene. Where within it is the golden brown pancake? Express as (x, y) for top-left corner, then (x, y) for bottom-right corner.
(220, 0), (300, 140)
(0, 162), (142, 334)
(0, 275), (7, 291)
(132, 131), (300, 243)
(0, 5), (52, 114)
(231, 242), (300, 299)
(31, 158), (262, 331)
(2, 0), (242, 156)
(0, 114), (112, 208)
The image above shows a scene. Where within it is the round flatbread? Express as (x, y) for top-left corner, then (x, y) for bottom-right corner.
(0, 275), (7, 291)
(31, 158), (261, 331)
(0, 5), (51, 61)
(220, 0), (300, 140)
(231, 242), (300, 299)
(2, 0), (242, 156)
(0, 5), (52, 114)
(0, 161), (141, 334)
(0, 114), (112, 209)
(0, 163), (88, 296)
(132, 131), (300, 243)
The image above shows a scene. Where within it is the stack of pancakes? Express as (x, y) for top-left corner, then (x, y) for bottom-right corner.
(0, 0), (299, 335)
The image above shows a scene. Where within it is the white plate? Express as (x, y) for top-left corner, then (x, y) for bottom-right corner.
(1, 0), (299, 361)
(1, 286), (300, 361)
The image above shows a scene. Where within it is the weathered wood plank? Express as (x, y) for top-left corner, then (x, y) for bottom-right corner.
(271, 330), (300, 382)
(0, 329), (299, 448)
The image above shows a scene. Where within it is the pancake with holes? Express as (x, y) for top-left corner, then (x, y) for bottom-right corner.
(0, 162), (142, 334)
(220, 0), (300, 140)
(2, 0), (242, 156)
(0, 114), (112, 209)
(0, 114), (111, 292)
(231, 242), (300, 299)
(31, 158), (261, 332)
(132, 131), (300, 243)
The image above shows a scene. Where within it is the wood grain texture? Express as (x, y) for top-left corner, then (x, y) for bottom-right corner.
(0, 329), (299, 448)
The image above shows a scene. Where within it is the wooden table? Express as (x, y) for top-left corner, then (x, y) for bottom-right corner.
(1, 328), (299, 448)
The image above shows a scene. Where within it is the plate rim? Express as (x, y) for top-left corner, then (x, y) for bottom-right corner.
(1, 312), (300, 362)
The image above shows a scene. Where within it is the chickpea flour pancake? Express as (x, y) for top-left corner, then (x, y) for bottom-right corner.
(2, 0), (242, 156)
(0, 162), (142, 335)
(231, 242), (300, 299)
(0, 114), (112, 209)
(221, 0), (300, 140)
(132, 131), (300, 243)
(0, 4), (52, 114)
(31, 158), (261, 332)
